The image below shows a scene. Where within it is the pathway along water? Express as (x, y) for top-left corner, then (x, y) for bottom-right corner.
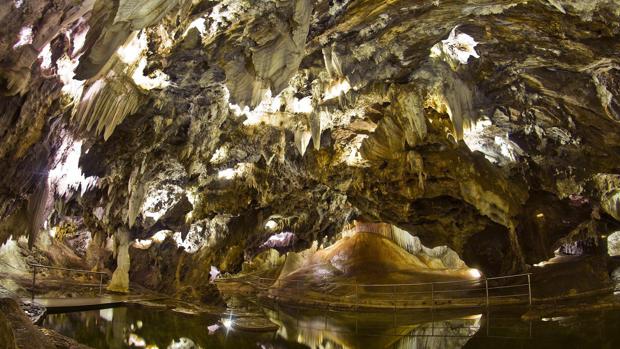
(231, 273), (533, 310)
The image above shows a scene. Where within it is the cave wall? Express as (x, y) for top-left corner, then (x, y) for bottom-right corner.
(1, 0), (620, 288)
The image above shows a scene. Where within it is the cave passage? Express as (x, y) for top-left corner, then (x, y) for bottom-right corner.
(2, 0), (620, 348)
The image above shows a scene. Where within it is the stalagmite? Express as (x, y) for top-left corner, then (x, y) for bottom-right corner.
(107, 228), (130, 293)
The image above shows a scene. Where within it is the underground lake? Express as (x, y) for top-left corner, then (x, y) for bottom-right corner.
(40, 303), (620, 349)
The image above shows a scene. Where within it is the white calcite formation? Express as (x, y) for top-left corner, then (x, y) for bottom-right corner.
(107, 228), (130, 293)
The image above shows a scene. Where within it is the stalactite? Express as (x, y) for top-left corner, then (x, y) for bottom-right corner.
(294, 129), (312, 157)
(73, 76), (143, 140)
(26, 179), (49, 249)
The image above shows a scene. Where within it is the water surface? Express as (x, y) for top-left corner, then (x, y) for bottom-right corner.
(42, 303), (620, 348)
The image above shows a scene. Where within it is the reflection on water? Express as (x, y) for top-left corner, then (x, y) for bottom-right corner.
(42, 304), (284, 349)
(264, 307), (483, 349)
(42, 302), (620, 349)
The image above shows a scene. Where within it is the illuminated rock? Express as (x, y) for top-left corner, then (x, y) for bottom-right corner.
(1, 0), (620, 305)
(107, 228), (130, 293)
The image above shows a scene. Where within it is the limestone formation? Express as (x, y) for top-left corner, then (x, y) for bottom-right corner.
(107, 228), (130, 293)
(0, 0), (619, 299)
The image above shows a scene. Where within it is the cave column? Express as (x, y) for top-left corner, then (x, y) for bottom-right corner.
(107, 227), (130, 293)
(508, 223), (526, 273)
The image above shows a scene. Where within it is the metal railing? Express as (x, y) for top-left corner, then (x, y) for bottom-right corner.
(240, 273), (532, 310)
(28, 263), (108, 299)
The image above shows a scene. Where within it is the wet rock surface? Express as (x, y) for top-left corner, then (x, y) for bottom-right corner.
(0, 298), (54, 349)
(38, 328), (95, 349)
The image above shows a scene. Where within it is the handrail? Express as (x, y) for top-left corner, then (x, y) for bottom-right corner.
(28, 263), (108, 299)
(28, 263), (107, 275)
(241, 272), (533, 309)
(250, 273), (531, 288)
(485, 273), (532, 280)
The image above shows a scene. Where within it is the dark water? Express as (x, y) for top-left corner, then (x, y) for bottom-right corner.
(42, 303), (620, 349)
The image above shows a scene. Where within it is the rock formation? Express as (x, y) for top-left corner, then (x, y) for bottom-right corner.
(0, 0), (620, 297)
(107, 228), (130, 293)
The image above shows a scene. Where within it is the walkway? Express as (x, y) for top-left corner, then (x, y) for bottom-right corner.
(26, 295), (163, 312)
(220, 273), (533, 311)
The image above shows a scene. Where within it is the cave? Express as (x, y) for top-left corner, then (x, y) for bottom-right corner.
(2, 1), (620, 348)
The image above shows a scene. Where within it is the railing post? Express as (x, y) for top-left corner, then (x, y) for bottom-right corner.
(527, 274), (532, 306)
(393, 285), (396, 312)
(485, 278), (489, 307)
(431, 305), (435, 336)
(486, 309), (490, 336)
(31, 265), (36, 301)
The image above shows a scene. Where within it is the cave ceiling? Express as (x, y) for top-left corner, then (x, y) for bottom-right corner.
(1, 0), (620, 274)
